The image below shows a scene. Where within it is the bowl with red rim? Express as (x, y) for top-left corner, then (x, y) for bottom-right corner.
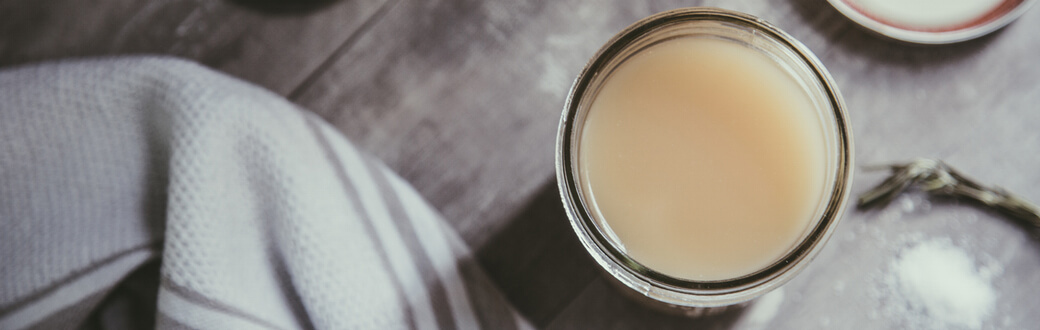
(827, 0), (1037, 44)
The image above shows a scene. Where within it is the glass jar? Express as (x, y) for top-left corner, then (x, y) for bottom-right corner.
(555, 7), (854, 312)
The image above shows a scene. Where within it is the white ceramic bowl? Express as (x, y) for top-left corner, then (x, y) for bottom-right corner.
(827, 0), (1037, 44)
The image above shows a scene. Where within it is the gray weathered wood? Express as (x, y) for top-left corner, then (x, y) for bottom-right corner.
(0, 0), (388, 96)
(290, 0), (661, 248)
(4, 0), (1040, 328)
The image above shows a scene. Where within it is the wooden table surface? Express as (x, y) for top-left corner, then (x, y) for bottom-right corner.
(4, 0), (1040, 328)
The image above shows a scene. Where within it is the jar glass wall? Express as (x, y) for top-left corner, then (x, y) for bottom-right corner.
(555, 7), (855, 310)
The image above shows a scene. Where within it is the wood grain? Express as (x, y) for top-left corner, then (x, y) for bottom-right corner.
(290, 0), (660, 248)
(4, 0), (1040, 328)
(0, 0), (388, 96)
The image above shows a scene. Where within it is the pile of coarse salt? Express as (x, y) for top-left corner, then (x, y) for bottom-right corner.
(889, 239), (999, 329)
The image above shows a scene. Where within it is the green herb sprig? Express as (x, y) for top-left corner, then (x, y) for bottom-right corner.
(858, 158), (1040, 228)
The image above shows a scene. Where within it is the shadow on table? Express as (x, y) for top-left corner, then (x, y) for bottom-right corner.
(788, 0), (1004, 68)
(918, 196), (1040, 242)
(225, 0), (342, 15)
(475, 181), (744, 329)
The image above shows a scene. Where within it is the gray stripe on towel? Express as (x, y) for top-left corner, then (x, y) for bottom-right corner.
(303, 115), (417, 330)
(160, 277), (287, 330)
(362, 156), (458, 330)
(156, 311), (201, 330)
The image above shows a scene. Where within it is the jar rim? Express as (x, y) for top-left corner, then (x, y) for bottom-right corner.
(555, 7), (855, 307)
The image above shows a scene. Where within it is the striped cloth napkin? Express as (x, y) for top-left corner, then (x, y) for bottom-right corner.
(0, 57), (531, 330)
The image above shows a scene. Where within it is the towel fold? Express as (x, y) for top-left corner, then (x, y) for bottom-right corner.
(0, 57), (530, 330)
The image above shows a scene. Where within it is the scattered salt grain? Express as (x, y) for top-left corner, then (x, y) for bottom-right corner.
(893, 239), (997, 329)
(900, 196), (916, 212)
(738, 288), (785, 330)
(833, 280), (846, 293)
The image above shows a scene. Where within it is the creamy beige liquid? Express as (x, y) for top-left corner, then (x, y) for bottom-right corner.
(579, 37), (827, 281)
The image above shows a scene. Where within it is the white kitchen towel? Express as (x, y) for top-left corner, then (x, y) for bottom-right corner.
(0, 57), (531, 330)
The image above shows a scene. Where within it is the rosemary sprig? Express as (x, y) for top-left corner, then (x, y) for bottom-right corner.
(858, 158), (1040, 228)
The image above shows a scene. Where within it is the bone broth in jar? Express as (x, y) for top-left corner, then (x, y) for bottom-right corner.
(556, 8), (854, 312)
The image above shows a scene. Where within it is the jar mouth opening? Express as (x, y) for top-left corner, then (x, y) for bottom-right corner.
(556, 8), (854, 306)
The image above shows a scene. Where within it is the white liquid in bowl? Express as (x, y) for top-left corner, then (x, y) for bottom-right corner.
(848, 0), (1005, 30)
